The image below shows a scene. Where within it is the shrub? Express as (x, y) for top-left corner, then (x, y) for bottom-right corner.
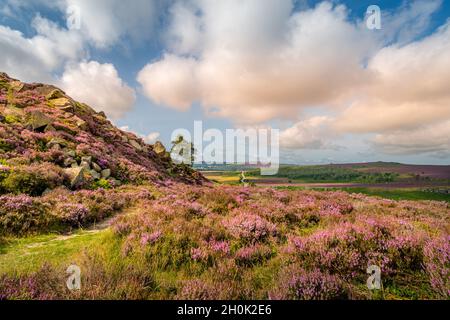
(423, 236), (450, 298)
(54, 203), (89, 228)
(234, 244), (273, 266)
(291, 216), (425, 279)
(271, 268), (347, 300)
(91, 178), (112, 190)
(2, 163), (66, 196)
(224, 211), (276, 242)
(0, 264), (65, 300)
(176, 279), (220, 300)
(0, 194), (52, 235)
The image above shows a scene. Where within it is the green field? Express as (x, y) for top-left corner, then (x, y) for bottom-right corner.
(275, 186), (450, 202)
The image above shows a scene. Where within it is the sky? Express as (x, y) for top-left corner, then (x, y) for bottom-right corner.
(0, 0), (449, 165)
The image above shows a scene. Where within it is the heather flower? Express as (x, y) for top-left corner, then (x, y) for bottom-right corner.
(191, 247), (208, 261)
(0, 194), (51, 235)
(176, 279), (219, 300)
(208, 240), (230, 255)
(140, 231), (162, 246)
(235, 244), (273, 266)
(55, 203), (89, 227)
(271, 268), (346, 300)
(423, 236), (450, 298)
(224, 211), (276, 242)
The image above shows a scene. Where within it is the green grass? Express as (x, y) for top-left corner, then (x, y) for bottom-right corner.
(0, 229), (110, 275)
(343, 188), (450, 202)
(275, 186), (450, 202)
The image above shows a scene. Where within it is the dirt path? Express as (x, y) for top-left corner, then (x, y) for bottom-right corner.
(35, 206), (140, 244)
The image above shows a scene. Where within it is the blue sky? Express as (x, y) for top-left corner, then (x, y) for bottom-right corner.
(1, 0), (449, 165)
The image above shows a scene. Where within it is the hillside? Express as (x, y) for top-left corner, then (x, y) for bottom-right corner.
(0, 72), (204, 196)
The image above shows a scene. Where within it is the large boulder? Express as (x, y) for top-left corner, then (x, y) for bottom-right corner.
(92, 162), (101, 172)
(130, 139), (142, 151)
(27, 110), (52, 131)
(51, 98), (75, 113)
(64, 167), (85, 189)
(46, 89), (65, 100)
(73, 116), (88, 130)
(101, 169), (111, 179)
(153, 141), (166, 156)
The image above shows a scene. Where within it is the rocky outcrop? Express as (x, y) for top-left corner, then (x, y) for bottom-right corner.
(27, 110), (52, 131)
(0, 72), (206, 189)
(153, 141), (166, 156)
(64, 167), (85, 188)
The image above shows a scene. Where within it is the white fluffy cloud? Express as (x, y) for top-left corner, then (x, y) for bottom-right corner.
(60, 61), (136, 119)
(280, 117), (335, 150)
(0, 15), (84, 82)
(137, 54), (199, 112)
(137, 1), (373, 124)
(64, 0), (158, 48)
(136, 0), (449, 156)
(119, 126), (160, 144)
(336, 22), (450, 133)
(143, 132), (161, 144)
(372, 121), (450, 155)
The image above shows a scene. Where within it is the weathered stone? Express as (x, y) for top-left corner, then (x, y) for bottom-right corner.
(47, 138), (67, 149)
(98, 111), (107, 118)
(50, 143), (61, 151)
(28, 110), (52, 131)
(80, 161), (91, 171)
(44, 124), (56, 132)
(60, 105), (74, 113)
(130, 139), (142, 151)
(92, 162), (101, 172)
(74, 117), (88, 130)
(81, 156), (92, 165)
(63, 157), (75, 167)
(110, 178), (121, 186)
(64, 167), (85, 188)
(90, 170), (101, 180)
(66, 150), (76, 158)
(71, 162), (78, 168)
(121, 135), (129, 143)
(10, 80), (24, 92)
(101, 169), (111, 179)
(46, 89), (65, 100)
(153, 141), (166, 156)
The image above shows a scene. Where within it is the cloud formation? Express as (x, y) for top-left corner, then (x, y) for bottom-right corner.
(137, 1), (373, 123)
(136, 0), (449, 156)
(0, 15), (84, 82)
(64, 0), (158, 48)
(60, 61), (136, 119)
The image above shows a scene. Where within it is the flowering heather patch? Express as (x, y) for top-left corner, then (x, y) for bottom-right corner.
(208, 240), (230, 255)
(0, 264), (65, 300)
(176, 279), (220, 300)
(55, 203), (89, 228)
(0, 194), (51, 235)
(423, 236), (450, 298)
(224, 211), (277, 243)
(290, 215), (427, 278)
(140, 231), (163, 246)
(270, 268), (346, 300)
(235, 244), (273, 266)
(0, 183), (449, 299)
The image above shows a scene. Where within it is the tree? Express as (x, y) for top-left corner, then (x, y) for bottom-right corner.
(170, 135), (195, 166)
